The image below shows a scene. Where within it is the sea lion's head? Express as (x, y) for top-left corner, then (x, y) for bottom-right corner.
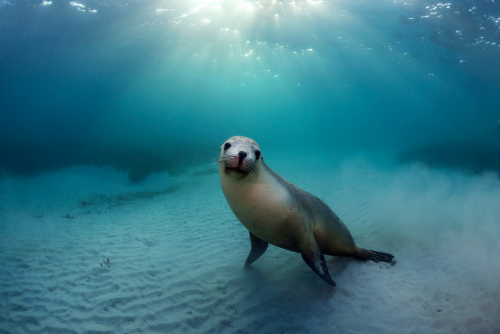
(218, 136), (262, 179)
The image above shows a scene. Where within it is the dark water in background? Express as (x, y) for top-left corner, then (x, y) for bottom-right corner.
(1, 0), (500, 180)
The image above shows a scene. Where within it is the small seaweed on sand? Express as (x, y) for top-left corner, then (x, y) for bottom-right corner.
(99, 258), (110, 270)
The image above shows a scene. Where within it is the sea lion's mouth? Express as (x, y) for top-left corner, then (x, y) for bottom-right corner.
(225, 167), (249, 176)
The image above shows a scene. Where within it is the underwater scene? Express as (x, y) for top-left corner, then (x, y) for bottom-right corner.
(1, 0), (500, 332)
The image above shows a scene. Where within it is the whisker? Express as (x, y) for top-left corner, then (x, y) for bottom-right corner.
(250, 164), (259, 177)
(217, 155), (229, 174)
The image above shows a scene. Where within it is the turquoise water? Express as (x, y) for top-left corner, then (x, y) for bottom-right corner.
(1, 0), (499, 177)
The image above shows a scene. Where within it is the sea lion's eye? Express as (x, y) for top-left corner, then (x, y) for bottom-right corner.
(224, 143), (231, 150)
(255, 150), (261, 160)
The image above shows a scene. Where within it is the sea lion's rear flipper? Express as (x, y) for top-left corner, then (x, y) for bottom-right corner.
(299, 237), (336, 287)
(367, 250), (396, 264)
(245, 232), (268, 267)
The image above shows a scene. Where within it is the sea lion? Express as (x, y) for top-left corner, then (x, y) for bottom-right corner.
(218, 136), (395, 286)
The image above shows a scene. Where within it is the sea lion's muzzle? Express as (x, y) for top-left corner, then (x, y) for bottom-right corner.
(222, 152), (253, 176)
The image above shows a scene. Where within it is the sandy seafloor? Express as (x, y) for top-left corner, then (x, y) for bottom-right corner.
(1, 150), (499, 334)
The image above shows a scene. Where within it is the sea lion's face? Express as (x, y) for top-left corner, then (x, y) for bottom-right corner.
(218, 136), (262, 179)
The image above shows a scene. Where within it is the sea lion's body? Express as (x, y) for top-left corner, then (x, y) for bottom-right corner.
(219, 136), (395, 286)
(222, 161), (357, 256)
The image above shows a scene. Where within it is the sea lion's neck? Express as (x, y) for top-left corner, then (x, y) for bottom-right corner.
(220, 161), (290, 218)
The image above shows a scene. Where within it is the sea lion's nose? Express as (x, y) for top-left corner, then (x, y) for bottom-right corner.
(238, 151), (247, 160)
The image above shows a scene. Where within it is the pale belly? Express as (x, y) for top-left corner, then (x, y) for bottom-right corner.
(221, 180), (300, 252)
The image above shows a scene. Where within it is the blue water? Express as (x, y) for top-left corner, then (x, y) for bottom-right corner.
(1, 0), (499, 179)
(1, 0), (500, 333)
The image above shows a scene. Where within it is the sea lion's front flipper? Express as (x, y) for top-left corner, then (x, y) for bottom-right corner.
(299, 233), (336, 287)
(245, 232), (268, 267)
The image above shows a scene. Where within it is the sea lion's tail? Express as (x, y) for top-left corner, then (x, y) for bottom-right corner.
(367, 250), (396, 264)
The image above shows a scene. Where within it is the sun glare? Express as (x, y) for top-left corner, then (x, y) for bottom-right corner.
(240, 2), (255, 11)
(144, 0), (355, 88)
